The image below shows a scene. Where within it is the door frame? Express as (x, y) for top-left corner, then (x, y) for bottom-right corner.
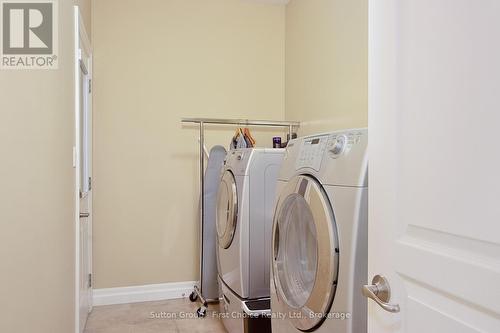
(74, 6), (92, 333)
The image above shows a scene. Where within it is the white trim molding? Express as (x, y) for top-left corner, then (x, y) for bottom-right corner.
(93, 281), (197, 306)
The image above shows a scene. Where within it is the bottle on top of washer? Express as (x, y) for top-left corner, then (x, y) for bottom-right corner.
(274, 133), (297, 148)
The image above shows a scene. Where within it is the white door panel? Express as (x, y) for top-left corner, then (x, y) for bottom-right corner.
(369, 0), (500, 332)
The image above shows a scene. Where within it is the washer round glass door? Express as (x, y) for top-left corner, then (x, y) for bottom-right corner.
(272, 175), (339, 331)
(216, 170), (238, 249)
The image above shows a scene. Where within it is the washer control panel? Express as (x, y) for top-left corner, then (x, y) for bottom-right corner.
(296, 135), (329, 171)
(226, 150), (245, 164)
(295, 130), (365, 171)
(225, 150), (249, 175)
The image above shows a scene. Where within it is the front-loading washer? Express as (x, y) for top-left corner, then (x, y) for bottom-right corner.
(216, 148), (285, 333)
(270, 129), (368, 333)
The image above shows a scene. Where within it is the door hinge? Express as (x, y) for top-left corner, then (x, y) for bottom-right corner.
(88, 177), (92, 191)
(88, 79), (92, 94)
(88, 273), (92, 288)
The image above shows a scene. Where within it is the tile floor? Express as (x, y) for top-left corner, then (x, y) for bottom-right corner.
(84, 298), (227, 333)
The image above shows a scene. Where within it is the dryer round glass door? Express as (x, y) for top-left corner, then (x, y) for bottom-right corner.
(272, 175), (339, 331)
(216, 170), (238, 249)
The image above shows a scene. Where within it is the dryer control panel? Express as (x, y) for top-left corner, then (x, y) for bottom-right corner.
(295, 135), (329, 171)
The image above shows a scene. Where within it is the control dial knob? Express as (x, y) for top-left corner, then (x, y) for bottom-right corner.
(329, 135), (347, 156)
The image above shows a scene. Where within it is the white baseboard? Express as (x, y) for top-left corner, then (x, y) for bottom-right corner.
(93, 281), (197, 306)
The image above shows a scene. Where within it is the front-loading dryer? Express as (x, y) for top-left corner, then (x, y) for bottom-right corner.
(216, 148), (284, 333)
(271, 129), (368, 333)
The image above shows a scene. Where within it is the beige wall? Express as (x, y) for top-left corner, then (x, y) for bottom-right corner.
(93, 0), (286, 288)
(0, 1), (91, 332)
(285, 0), (368, 135)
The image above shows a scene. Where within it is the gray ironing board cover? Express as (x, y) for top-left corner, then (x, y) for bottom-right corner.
(200, 145), (227, 300)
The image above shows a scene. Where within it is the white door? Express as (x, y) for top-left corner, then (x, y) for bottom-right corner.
(368, 1), (500, 332)
(75, 7), (93, 333)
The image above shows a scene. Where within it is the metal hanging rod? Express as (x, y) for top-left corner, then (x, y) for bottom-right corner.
(181, 117), (300, 140)
(181, 117), (299, 127)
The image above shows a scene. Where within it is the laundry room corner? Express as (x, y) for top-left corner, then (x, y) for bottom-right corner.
(283, 0), (368, 135)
